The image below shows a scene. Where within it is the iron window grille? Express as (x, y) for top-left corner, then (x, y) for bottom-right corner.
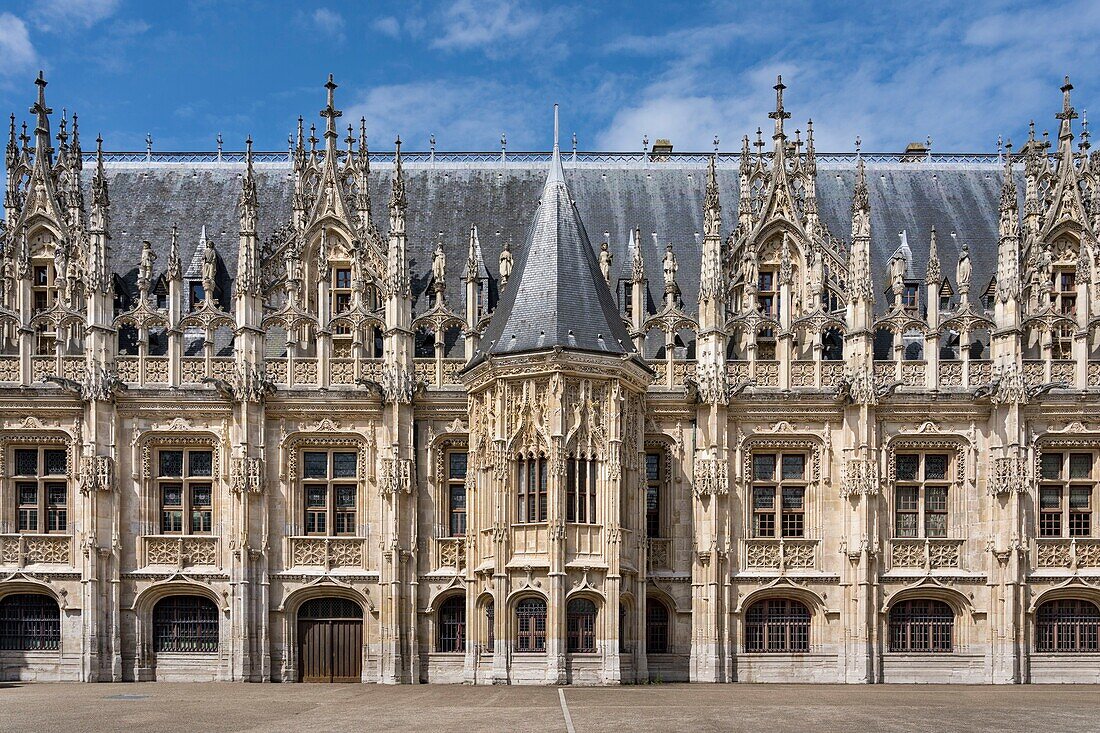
(13, 446), (68, 534)
(893, 452), (950, 538)
(888, 599), (954, 653)
(152, 595), (219, 653)
(515, 598), (547, 653)
(156, 448), (213, 535)
(751, 452), (806, 538)
(646, 599), (670, 654)
(302, 450), (358, 536)
(1039, 451), (1095, 538)
(437, 596), (466, 653)
(1036, 599), (1100, 652)
(567, 598), (597, 653)
(0, 593), (60, 651)
(744, 598), (810, 653)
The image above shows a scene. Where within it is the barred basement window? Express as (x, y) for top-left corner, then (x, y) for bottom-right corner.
(567, 455), (597, 524)
(437, 596), (466, 653)
(152, 595), (219, 653)
(893, 452), (950, 538)
(744, 598), (810, 653)
(13, 446), (68, 533)
(156, 448), (213, 535)
(1036, 599), (1100, 652)
(516, 455), (547, 523)
(0, 593), (60, 651)
(515, 597), (546, 653)
(645, 451), (663, 538)
(1039, 451), (1096, 538)
(446, 451), (467, 536)
(302, 450), (358, 536)
(751, 452), (806, 538)
(646, 598), (670, 654)
(888, 599), (953, 653)
(567, 598), (597, 653)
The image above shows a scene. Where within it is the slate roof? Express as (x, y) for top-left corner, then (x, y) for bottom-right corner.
(472, 143), (635, 362)
(79, 158), (1011, 328)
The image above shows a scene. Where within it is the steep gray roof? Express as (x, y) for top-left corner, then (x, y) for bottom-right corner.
(472, 144), (634, 362)
(82, 159), (1011, 325)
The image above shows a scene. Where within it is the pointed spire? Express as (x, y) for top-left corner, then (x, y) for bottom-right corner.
(6, 113), (16, 168)
(768, 75), (790, 144)
(237, 137), (261, 300)
(630, 227), (645, 284)
(320, 73), (342, 153)
(997, 141), (1021, 306)
(91, 135), (109, 224)
(30, 71), (53, 166)
(69, 113), (81, 170)
(463, 224), (483, 282)
(167, 223), (182, 281)
(849, 146), (873, 305)
(546, 103), (565, 187)
(1056, 75), (1077, 145)
(703, 154), (721, 238)
(925, 226), (941, 285)
(389, 135), (406, 215)
(238, 135), (258, 234)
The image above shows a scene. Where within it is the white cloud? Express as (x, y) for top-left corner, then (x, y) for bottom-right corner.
(430, 0), (566, 56)
(0, 13), (36, 76)
(30, 0), (120, 32)
(372, 16), (400, 38)
(311, 8), (345, 41)
(345, 79), (544, 150)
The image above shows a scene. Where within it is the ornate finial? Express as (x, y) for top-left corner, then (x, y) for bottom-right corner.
(244, 134), (254, 172)
(855, 135), (862, 157)
(1081, 110), (1090, 151)
(389, 135), (406, 212)
(926, 225), (941, 285)
(30, 70), (53, 161)
(704, 154), (720, 237)
(345, 123), (355, 153)
(216, 132), (223, 158)
(320, 74), (342, 146)
(768, 75), (790, 140)
(642, 134), (649, 152)
(296, 116), (304, 151)
(754, 127), (764, 153)
(713, 134), (720, 152)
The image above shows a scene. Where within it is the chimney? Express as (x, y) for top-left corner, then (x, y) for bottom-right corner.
(650, 138), (673, 161)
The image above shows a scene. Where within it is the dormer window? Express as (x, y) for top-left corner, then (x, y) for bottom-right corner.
(902, 284), (919, 309)
(620, 280), (634, 317)
(188, 282), (205, 311)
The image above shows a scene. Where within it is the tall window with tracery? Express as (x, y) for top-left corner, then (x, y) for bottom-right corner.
(13, 446), (68, 533)
(1036, 599), (1100, 652)
(893, 452), (950, 538)
(757, 269), (778, 359)
(744, 598), (810, 653)
(516, 455), (547, 523)
(302, 450), (358, 536)
(567, 455), (597, 524)
(437, 596), (466, 653)
(156, 448), (213, 535)
(515, 597), (546, 653)
(751, 452), (806, 538)
(1052, 266), (1076, 359)
(888, 599), (953, 653)
(567, 598), (597, 653)
(1039, 451), (1095, 538)
(446, 451), (467, 536)
(645, 451), (663, 538)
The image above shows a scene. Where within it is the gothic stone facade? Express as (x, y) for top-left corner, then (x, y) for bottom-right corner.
(1, 73), (1100, 684)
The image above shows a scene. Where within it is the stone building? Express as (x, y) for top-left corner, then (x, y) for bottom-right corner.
(1, 71), (1099, 685)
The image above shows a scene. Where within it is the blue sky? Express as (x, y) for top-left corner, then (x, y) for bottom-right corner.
(0, 0), (1097, 153)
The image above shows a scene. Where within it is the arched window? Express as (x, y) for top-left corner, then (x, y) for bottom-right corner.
(744, 598), (810, 653)
(888, 599), (953, 653)
(567, 598), (597, 653)
(153, 595), (219, 653)
(1036, 599), (1100, 652)
(515, 598), (547, 653)
(646, 598), (670, 654)
(0, 593), (60, 651)
(437, 596), (466, 653)
(484, 599), (495, 649)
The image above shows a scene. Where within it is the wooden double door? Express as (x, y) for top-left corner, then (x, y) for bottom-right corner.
(297, 597), (363, 682)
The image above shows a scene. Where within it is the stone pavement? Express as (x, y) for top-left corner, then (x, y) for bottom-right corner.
(1, 682), (1098, 732)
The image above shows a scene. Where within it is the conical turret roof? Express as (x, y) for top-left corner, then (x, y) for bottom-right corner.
(472, 107), (635, 363)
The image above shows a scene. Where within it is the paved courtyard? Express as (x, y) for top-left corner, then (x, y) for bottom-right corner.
(1, 682), (1098, 732)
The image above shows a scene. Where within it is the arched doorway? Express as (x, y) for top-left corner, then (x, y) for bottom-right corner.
(297, 597), (362, 682)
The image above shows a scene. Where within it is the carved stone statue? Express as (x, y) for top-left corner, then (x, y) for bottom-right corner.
(284, 247), (302, 285)
(139, 240), (156, 292)
(889, 253), (906, 297)
(807, 247), (823, 304)
(663, 243), (678, 289)
(53, 241), (69, 289)
(599, 241), (612, 283)
(499, 241), (513, 286)
(956, 240), (972, 294)
(201, 238), (217, 295)
(743, 247), (758, 293)
(432, 240), (446, 292)
(1037, 243), (1054, 294)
